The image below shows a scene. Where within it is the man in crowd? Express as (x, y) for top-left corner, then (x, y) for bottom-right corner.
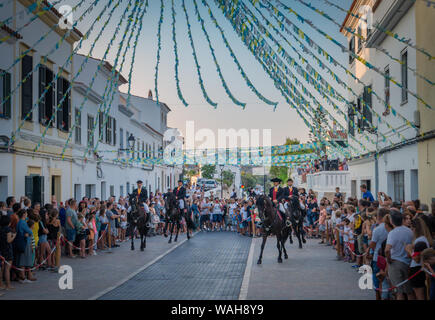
(360, 184), (374, 202)
(174, 180), (186, 211)
(385, 210), (415, 300)
(65, 199), (79, 257)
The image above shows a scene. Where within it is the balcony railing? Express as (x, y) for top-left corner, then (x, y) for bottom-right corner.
(306, 171), (350, 200)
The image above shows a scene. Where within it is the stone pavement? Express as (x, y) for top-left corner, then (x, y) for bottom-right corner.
(245, 236), (374, 300)
(1, 235), (191, 300)
(99, 231), (251, 300)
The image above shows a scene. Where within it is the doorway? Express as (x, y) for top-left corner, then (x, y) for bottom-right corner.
(51, 175), (61, 203)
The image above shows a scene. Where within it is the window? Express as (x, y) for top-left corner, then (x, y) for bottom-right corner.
(401, 50), (408, 103)
(349, 37), (355, 64)
(112, 118), (116, 145)
(38, 65), (55, 126)
(120, 128), (124, 150)
(21, 54), (33, 120)
(362, 85), (373, 128)
(87, 115), (94, 148)
(348, 102), (356, 137)
(75, 108), (81, 144)
(153, 142), (155, 158)
(98, 112), (104, 142)
(357, 25), (362, 52)
(105, 116), (112, 144)
(392, 170), (404, 202)
(384, 66), (390, 115)
(120, 185), (124, 197)
(56, 76), (71, 131)
(126, 182), (130, 194)
(0, 70), (11, 118)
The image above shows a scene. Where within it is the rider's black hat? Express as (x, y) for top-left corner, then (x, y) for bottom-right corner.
(271, 178), (282, 183)
(178, 180), (183, 183)
(137, 180), (143, 184)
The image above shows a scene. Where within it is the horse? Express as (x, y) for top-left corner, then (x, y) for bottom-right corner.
(163, 192), (194, 244)
(255, 195), (290, 264)
(127, 194), (149, 251)
(285, 195), (307, 249)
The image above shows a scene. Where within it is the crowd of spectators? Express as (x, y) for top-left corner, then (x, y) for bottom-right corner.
(314, 184), (435, 300)
(297, 155), (349, 183)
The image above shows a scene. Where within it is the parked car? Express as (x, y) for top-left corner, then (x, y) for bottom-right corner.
(201, 179), (217, 191)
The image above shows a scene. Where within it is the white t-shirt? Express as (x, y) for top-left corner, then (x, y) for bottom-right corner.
(343, 225), (353, 243)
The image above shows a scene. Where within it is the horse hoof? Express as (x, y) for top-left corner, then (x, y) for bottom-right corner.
(278, 258), (283, 263)
(284, 255), (288, 259)
(168, 240), (172, 244)
(257, 260), (262, 265)
(302, 239), (306, 244)
(289, 239), (293, 244)
(140, 247), (144, 251)
(299, 245), (303, 249)
(131, 247), (134, 251)
(164, 234), (168, 238)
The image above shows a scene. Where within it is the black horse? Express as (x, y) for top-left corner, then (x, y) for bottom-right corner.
(256, 195), (290, 264)
(285, 195), (307, 249)
(127, 194), (149, 251)
(164, 192), (194, 244)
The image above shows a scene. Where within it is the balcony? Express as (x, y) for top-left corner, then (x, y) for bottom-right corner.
(306, 171), (351, 200)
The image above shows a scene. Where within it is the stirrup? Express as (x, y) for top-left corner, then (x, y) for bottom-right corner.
(285, 219), (291, 227)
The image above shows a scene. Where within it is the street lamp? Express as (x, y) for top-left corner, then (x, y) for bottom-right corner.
(127, 133), (135, 151)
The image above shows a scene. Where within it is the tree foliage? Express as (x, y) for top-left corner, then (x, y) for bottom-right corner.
(201, 165), (216, 179)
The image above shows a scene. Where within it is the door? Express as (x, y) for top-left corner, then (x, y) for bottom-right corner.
(51, 175), (61, 203)
(25, 175), (44, 204)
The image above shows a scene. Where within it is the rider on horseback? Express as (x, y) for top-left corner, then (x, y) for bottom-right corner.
(266, 178), (284, 229)
(174, 180), (186, 212)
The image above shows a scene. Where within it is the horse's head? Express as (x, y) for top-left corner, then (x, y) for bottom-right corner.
(286, 195), (303, 222)
(256, 195), (273, 221)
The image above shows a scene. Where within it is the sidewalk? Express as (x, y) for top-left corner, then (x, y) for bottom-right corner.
(245, 237), (374, 300)
(1, 235), (190, 300)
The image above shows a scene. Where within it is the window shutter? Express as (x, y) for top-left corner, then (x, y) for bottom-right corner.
(99, 112), (103, 141)
(38, 65), (46, 124)
(57, 77), (63, 129)
(66, 81), (71, 131)
(4, 72), (11, 118)
(113, 118), (116, 146)
(21, 55), (33, 120)
(25, 176), (33, 199)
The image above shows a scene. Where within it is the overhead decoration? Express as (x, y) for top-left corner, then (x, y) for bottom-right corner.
(234, 0), (374, 154)
(260, 1), (412, 143)
(273, 0), (433, 110)
(322, 0), (435, 62)
(192, 0), (246, 108)
(294, 0), (434, 87)
(211, 0), (354, 158)
(9, 0), (104, 149)
(60, 0), (125, 159)
(200, 0), (278, 109)
(154, 0), (164, 105)
(182, 0), (218, 108)
(171, 0), (189, 107)
(126, 0), (149, 109)
(86, 0), (145, 157)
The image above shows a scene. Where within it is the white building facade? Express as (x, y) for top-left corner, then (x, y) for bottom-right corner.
(0, 1), (182, 203)
(341, 0), (419, 202)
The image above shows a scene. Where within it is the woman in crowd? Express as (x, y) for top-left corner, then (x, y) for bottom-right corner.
(15, 209), (36, 282)
(47, 209), (60, 270)
(37, 209), (52, 270)
(97, 207), (108, 250)
(0, 215), (16, 289)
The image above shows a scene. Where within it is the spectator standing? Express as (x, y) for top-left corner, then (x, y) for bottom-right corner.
(385, 211), (415, 300)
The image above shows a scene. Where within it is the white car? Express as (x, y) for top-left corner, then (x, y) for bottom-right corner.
(202, 179), (217, 190)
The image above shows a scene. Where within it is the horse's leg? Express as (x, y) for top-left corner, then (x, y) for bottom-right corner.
(164, 219), (168, 238)
(257, 235), (267, 264)
(295, 223), (303, 249)
(174, 220), (180, 242)
(144, 228), (147, 249)
(301, 223), (307, 243)
(282, 230), (289, 259)
(168, 222), (174, 244)
(130, 225), (135, 250)
(140, 231), (144, 251)
(288, 225), (293, 244)
(277, 236), (283, 263)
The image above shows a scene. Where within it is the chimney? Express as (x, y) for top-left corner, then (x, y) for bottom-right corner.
(148, 90), (153, 99)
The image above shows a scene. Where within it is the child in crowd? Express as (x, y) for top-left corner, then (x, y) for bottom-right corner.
(342, 218), (353, 262)
(0, 215), (16, 290)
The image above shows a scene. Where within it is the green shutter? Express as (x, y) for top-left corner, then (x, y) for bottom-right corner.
(38, 65), (46, 123)
(4, 72), (11, 118)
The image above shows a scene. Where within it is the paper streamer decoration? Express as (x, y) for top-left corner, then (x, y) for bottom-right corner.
(60, 0), (125, 159)
(200, 0), (278, 109)
(182, 0), (218, 108)
(171, 0), (189, 107)
(154, 0), (164, 105)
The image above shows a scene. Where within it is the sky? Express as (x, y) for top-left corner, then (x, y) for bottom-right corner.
(58, 0), (353, 147)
